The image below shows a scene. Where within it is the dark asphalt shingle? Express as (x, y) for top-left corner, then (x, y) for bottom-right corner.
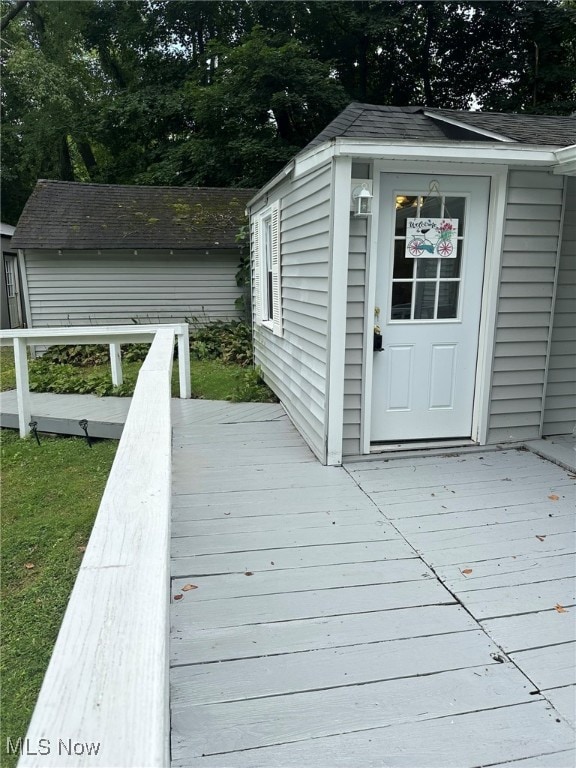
(306, 103), (576, 149)
(12, 181), (256, 250)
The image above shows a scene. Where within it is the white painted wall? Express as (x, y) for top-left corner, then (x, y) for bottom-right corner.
(22, 249), (243, 327)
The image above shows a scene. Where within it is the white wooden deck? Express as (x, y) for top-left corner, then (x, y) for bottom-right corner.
(170, 404), (576, 767)
(2, 391), (574, 765)
(0, 389), (131, 438)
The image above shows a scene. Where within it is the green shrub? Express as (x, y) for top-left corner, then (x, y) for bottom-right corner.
(41, 343), (151, 366)
(230, 367), (277, 403)
(188, 321), (253, 367)
(41, 344), (110, 366)
(28, 360), (137, 397)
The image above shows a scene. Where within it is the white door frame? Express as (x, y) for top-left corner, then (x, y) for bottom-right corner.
(361, 160), (509, 454)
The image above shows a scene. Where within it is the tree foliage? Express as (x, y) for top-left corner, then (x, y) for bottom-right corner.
(1, 0), (575, 223)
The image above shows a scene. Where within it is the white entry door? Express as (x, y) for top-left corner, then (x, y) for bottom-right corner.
(371, 173), (490, 442)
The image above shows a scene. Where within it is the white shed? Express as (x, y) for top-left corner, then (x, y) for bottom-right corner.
(12, 181), (255, 328)
(248, 105), (576, 465)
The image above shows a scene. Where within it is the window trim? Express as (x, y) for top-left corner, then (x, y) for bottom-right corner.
(253, 201), (282, 337)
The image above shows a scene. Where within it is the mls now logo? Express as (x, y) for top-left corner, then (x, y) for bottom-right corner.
(6, 737), (101, 757)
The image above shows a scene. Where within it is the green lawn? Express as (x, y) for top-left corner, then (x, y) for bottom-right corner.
(0, 430), (118, 767)
(0, 347), (271, 402)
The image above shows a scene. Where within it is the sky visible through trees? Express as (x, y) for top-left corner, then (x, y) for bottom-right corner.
(1, 0), (575, 223)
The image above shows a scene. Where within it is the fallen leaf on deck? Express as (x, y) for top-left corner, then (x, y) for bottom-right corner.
(461, 568), (473, 576)
(270, 561), (275, 565)
(224, 512), (231, 516)
(181, 584), (198, 591)
(554, 604), (567, 613)
(536, 535), (547, 541)
(245, 571), (254, 576)
(173, 594), (183, 601)
(24, 563), (35, 570)
(548, 495), (560, 501)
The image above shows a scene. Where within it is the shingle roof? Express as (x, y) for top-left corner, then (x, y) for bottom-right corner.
(306, 103), (576, 149)
(12, 181), (257, 250)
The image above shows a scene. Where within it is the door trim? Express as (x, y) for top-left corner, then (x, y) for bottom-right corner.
(362, 161), (509, 454)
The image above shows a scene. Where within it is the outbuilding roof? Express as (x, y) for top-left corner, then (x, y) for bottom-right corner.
(307, 103), (576, 149)
(12, 181), (256, 250)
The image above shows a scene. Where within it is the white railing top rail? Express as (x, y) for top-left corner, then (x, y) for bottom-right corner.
(18, 327), (175, 768)
(3, 323), (191, 436)
(0, 323), (189, 346)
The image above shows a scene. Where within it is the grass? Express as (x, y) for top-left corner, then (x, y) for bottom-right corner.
(0, 430), (118, 767)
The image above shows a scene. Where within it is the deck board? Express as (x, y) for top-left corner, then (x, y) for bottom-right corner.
(171, 702), (574, 767)
(170, 404), (575, 766)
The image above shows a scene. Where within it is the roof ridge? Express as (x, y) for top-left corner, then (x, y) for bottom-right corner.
(428, 107), (575, 119)
(36, 179), (258, 192)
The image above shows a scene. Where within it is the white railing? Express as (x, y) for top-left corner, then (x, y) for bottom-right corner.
(0, 324), (191, 437)
(16, 327), (176, 767)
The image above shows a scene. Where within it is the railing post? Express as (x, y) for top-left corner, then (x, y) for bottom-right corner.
(109, 343), (123, 386)
(13, 337), (31, 438)
(177, 326), (191, 399)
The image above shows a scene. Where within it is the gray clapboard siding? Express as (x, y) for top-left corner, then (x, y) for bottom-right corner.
(252, 164), (333, 461)
(543, 175), (576, 436)
(343, 217), (368, 457)
(487, 170), (565, 443)
(23, 249), (242, 327)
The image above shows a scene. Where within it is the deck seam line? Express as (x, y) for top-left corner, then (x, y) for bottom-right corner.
(169, 628), (479, 669)
(181, 700), (547, 760)
(170, 659), (514, 708)
(171, 600), (459, 630)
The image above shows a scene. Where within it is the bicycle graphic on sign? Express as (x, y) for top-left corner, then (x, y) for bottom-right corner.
(406, 218), (458, 258)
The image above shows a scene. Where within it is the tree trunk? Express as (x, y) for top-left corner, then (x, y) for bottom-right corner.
(422, 3), (437, 107)
(77, 140), (98, 178)
(0, 0), (29, 32)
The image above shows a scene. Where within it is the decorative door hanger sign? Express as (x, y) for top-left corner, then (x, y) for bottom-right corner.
(406, 218), (458, 258)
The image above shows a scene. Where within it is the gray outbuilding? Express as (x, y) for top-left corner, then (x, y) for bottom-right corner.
(12, 181), (255, 329)
(248, 104), (576, 464)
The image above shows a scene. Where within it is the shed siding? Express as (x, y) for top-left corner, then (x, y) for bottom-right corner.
(252, 164), (333, 462)
(23, 249), (242, 326)
(487, 170), (565, 443)
(542, 175), (576, 436)
(343, 217), (368, 457)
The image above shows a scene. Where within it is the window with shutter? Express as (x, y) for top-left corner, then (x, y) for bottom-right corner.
(254, 202), (282, 336)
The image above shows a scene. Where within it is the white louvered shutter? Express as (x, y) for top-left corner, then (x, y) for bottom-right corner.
(252, 218), (261, 324)
(271, 202), (283, 337)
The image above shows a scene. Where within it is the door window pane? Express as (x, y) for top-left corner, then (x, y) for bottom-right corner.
(416, 258), (439, 279)
(437, 282), (459, 318)
(395, 196), (418, 234)
(444, 197), (466, 233)
(391, 283), (413, 319)
(414, 282), (436, 319)
(439, 241), (463, 278)
(419, 195), (442, 219)
(393, 239), (415, 279)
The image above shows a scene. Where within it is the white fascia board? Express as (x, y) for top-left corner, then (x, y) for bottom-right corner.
(553, 144), (576, 175)
(423, 111), (514, 142)
(1, 222), (16, 237)
(332, 138), (559, 165)
(293, 138), (559, 176)
(246, 160), (295, 210)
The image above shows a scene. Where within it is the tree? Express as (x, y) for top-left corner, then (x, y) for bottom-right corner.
(2, 0), (575, 225)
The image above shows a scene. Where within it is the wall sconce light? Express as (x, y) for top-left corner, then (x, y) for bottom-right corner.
(351, 182), (373, 217)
